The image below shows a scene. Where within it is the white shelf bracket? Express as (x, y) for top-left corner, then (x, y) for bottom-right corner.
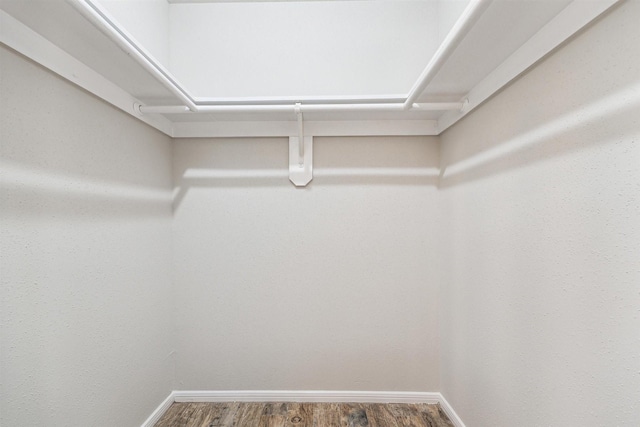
(295, 103), (304, 166)
(289, 103), (313, 187)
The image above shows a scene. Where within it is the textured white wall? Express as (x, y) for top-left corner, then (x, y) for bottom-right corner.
(438, 1), (640, 426)
(0, 47), (175, 426)
(172, 136), (442, 391)
(4, 2), (640, 425)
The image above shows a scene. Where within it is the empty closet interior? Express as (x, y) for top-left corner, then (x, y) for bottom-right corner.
(1, 0), (638, 426)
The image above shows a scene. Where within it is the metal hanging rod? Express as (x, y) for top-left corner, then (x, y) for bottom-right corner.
(137, 102), (464, 115)
(193, 94), (408, 105)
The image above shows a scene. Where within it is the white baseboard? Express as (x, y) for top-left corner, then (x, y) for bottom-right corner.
(140, 391), (175, 427)
(438, 393), (467, 427)
(141, 390), (465, 427)
(173, 390), (441, 404)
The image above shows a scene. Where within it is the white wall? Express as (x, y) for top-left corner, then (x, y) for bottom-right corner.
(438, 1), (640, 425)
(4, 2), (640, 424)
(168, 1), (438, 98)
(0, 46), (175, 426)
(172, 136), (442, 391)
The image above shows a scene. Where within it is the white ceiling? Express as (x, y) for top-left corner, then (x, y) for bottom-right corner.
(167, 0), (440, 98)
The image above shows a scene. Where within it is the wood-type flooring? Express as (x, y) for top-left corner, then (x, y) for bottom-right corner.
(154, 402), (455, 427)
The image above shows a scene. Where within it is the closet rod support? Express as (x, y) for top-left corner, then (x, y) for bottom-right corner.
(295, 103), (304, 167)
(289, 136), (313, 187)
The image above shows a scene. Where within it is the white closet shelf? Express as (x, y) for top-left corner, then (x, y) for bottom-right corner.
(0, 0), (620, 138)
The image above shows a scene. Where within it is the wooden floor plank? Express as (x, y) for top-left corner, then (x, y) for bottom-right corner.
(259, 414), (287, 427)
(259, 402), (288, 427)
(210, 402), (241, 427)
(154, 401), (454, 427)
(262, 403), (289, 417)
(410, 403), (454, 427)
(285, 402), (313, 427)
(364, 402), (399, 427)
(234, 402), (265, 426)
(312, 403), (341, 427)
(155, 402), (197, 427)
(359, 404), (380, 427)
(192, 402), (236, 427)
(153, 403), (186, 427)
(339, 403), (370, 427)
(188, 403), (215, 427)
(388, 403), (430, 427)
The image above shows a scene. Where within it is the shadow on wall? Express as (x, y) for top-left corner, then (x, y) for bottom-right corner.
(438, 80), (640, 189)
(172, 135), (440, 210)
(1, 46), (174, 221)
(1, 160), (172, 219)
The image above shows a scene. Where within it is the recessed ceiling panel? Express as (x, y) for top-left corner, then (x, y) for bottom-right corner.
(168, 0), (440, 98)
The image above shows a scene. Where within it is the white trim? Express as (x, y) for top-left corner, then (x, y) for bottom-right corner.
(438, 394), (467, 427)
(436, 0), (620, 133)
(172, 390), (442, 404)
(0, 10), (174, 137)
(171, 120), (439, 138)
(140, 391), (176, 427)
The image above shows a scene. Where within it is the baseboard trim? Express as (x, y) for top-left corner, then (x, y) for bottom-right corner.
(438, 393), (466, 427)
(141, 390), (465, 427)
(173, 390), (441, 404)
(140, 391), (175, 427)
